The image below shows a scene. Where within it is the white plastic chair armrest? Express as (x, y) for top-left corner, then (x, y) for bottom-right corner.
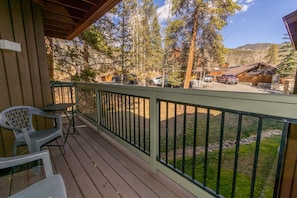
(0, 150), (53, 177)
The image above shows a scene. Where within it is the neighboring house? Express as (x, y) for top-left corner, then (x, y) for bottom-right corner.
(210, 62), (277, 86)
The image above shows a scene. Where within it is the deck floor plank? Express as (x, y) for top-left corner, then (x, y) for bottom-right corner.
(0, 119), (196, 198)
(0, 174), (10, 197)
(72, 128), (140, 197)
(49, 143), (83, 198)
(82, 126), (190, 198)
(61, 137), (102, 198)
(78, 130), (161, 197)
(67, 133), (122, 198)
(10, 166), (28, 195)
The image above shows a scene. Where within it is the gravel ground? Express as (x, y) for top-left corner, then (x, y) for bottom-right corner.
(193, 81), (283, 94)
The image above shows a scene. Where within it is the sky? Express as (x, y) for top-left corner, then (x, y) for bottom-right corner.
(153, 0), (297, 49)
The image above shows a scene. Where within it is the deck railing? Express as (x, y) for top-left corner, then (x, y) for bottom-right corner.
(51, 81), (297, 198)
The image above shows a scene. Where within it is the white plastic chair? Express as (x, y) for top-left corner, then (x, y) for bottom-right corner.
(0, 150), (67, 198)
(0, 106), (64, 155)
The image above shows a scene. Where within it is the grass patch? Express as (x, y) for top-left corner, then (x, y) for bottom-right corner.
(160, 111), (283, 153)
(172, 136), (281, 197)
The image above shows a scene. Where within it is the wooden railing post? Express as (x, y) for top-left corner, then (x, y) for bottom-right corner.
(149, 91), (159, 173)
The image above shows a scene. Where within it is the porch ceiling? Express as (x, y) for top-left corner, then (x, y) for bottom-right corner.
(33, 0), (121, 40)
(283, 9), (297, 50)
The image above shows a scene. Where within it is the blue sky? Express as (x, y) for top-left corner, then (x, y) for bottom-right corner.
(154, 0), (297, 48)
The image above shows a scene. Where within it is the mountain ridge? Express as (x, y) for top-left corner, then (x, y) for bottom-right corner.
(233, 43), (283, 50)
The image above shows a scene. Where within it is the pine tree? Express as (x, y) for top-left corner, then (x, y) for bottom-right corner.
(114, 0), (137, 83)
(149, 10), (163, 71)
(265, 44), (279, 65)
(278, 40), (297, 78)
(171, 0), (241, 88)
(140, 0), (163, 75)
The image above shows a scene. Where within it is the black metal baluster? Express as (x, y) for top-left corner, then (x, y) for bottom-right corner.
(133, 96), (136, 145)
(124, 95), (128, 140)
(118, 94), (121, 137)
(165, 102), (169, 164)
(107, 92), (111, 130)
(112, 93), (115, 133)
(273, 122), (289, 198)
(192, 106), (198, 180)
(173, 103), (177, 168)
(250, 117), (263, 198)
(143, 98), (146, 152)
(231, 114), (243, 198)
(129, 96), (132, 142)
(138, 97), (141, 148)
(158, 101), (161, 159)
(204, 108), (210, 186)
(216, 111), (225, 195)
(148, 98), (150, 154)
(182, 104), (187, 173)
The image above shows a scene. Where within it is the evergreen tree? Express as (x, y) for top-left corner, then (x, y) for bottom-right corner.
(265, 44), (279, 65)
(171, 0), (241, 88)
(149, 9), (163, 71)
(113, 0), (137, 83)
(140, 0), (163, 76)
(278, 40), (297, 77)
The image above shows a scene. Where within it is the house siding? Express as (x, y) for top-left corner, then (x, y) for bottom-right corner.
(0, 0), (52, 156)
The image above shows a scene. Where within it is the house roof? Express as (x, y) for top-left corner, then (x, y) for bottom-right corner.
(34, 0), (121, 39)
(283, 10), (297, 50)
(224, 62), (276, 76)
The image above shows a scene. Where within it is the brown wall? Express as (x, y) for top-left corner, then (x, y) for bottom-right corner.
(0, 0), (52, 156)
(238, 75), (272, 86)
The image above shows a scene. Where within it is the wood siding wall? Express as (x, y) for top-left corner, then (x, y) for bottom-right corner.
(0, 0), (52, 156)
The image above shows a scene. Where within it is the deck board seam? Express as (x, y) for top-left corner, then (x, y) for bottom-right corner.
(80, 126), (185, 198)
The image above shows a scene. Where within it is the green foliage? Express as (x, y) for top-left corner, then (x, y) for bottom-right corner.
(277, 40), (297, 77)
(165, 20), (185, 48)
(47, 0), (248, 83)
(169, 0), (241, 76)
(168, 67), (183, 87)
(160, 110), (283, 153)
(265, 44), (279, 65)
(171, 136), (280, 197)
(80, 25), (112, 56)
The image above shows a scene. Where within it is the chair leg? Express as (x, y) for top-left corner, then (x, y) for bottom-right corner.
(61, 133), (66, 155)
(31, 145), (41, 175)
(13, 142), (18, 156)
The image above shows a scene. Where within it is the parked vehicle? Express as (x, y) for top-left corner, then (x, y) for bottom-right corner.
(112, 74), (138, 84)
(216, 74), (238, 84)
(149, 75), (168, 86)
(149, 75), (190, 88)
(203, 75), (213, 82)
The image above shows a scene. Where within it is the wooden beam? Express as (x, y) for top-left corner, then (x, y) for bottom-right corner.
(43, 18), (74, 30)
(67, 0), (121, 39)
(44, 25), (71, 34)
(43, 2), (86, 20)
(47, 0), (90, 12)
(82, 0), (98, 6)
(42, 10), (77, 25)
(33, 0), (45, 7)
(44, 29), (67, 39)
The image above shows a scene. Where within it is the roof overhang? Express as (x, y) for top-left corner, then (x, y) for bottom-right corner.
(34, 0), (121, 40)
(283, 10), (297, 50)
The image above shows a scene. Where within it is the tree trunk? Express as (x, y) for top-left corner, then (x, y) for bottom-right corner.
(46, 37), (54, 80)
(83, 42), (89, 69)
(183, 6), (199, 89)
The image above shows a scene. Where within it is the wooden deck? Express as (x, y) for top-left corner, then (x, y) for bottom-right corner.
(0, 119), (196, 198)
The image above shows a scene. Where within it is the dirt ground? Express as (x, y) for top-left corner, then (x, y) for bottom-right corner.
(194, 81), (283, 94)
